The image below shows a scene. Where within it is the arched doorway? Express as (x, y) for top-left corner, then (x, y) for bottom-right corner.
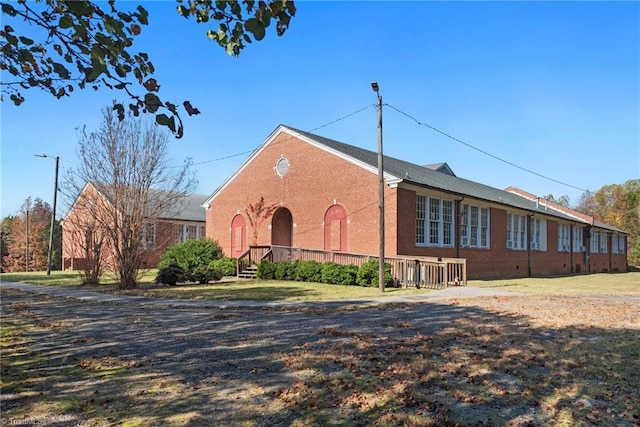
(324, 204), (347, 251)
(231, 214), (246, 255)
(271, 208), (293, 247)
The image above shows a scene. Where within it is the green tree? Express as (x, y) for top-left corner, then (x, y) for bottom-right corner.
(545, 194), (570, 207)
(1, 0), (296, 138)
(577, 179), (640, 265)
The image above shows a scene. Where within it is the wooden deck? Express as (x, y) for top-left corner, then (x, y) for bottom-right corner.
(238, 246), (466, 289)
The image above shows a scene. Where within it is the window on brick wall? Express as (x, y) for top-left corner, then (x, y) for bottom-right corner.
(573, 226), (585, 252)
(590, 231), (599, 254)
(142, 223), (156, 249)
(612, 234), (626, 254)
(530, 218), (547, 251)
(507, 213), (527, 250)
(599, 232), (608, 254)
(416, 195), (454, 247)
(174, 223), (206, 242)
(460, 204), (490, 248)
(558, 223), (570, 252)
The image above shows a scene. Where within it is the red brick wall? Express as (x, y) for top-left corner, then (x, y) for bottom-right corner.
(205, 129), (628, 279)
(392, 187), (627, 279)
(63, 184), (204, 270)
(206, 131), (398, 258)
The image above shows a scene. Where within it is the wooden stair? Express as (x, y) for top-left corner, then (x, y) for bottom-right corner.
(238, 264), (258, 279)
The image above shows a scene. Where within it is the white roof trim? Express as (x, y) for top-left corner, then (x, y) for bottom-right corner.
(203, 125), (399, 206)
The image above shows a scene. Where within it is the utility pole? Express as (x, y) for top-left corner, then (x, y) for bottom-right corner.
(25, 209), (29, 272)
(36, 154), (60, 275)
(371, 82), (385, 292)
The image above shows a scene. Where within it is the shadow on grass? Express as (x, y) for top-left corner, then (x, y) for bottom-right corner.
(2, 288), (639, 426)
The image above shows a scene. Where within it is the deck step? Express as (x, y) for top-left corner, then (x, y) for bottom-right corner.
(238, 265), (258, 279)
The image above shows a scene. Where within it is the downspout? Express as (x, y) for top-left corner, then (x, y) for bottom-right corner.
(569, 224), (574, 274)
(584, 225), (592, 273)
(608, 232), (612, 272)
(456, 196), (465, 258)
(527, 213), (534, 277)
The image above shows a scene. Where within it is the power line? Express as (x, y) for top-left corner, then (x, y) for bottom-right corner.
(184, 104), (374, 168)
(385, 103), (589, 193)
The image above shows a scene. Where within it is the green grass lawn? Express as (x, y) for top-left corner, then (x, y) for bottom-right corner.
(0, 270), (157, 287)
(470, 271), (640, 295)
(2, 270), (638, 300)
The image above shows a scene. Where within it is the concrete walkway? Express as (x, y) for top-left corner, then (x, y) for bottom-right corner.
(0, 280), (522, 309)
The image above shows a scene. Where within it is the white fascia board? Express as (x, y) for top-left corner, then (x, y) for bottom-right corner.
(203, 125), (286, 207)
(280, 126), (399, 182)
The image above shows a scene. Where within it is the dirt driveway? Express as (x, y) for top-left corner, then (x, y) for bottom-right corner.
(2, 286), (639, 426)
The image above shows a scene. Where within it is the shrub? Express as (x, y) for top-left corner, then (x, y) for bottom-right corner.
(275, 261), (296, 281)
(188, 266), (223, 284)
(155, 263), (185, 286)
(159, 239), (223, 272)
(356, 259), (393, 287)
(339, 264), (359, 286)
(209, 257), (237, 277)
(294, 260), (323, 282)
(257, 260), (277, 279)
(321, 262), (358, 286)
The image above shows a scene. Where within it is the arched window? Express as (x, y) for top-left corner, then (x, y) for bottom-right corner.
(231, 214), (246, 255)
(324, 204), (347, 251)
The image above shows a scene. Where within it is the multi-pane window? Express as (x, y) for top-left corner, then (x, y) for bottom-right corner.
(507, 213), (527, 250)
(416, 195), (426, 244)
(530, 218), (547, 251)
(558, 223), (570, 252)
(142, 224), (156, 249)
(415, 195), (454, 247)
(174, 223), (206, 242)
(612, 234), (626, 254)
(590, 231), (599, 254)
(573, 226), (584, 252)
(429, 198), (441, 245)
(443, 201), (453, 246)
(599, 232), (608, 254)
(460, 204), (490, 248)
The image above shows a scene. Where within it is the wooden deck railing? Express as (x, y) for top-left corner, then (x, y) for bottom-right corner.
(240, 245), (466, 289)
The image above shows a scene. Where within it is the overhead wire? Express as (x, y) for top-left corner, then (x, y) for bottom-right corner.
(181, 104), (374, 168)
(385, 103), (589, 193)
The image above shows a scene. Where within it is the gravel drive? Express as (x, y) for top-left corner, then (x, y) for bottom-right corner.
(2, 282), (638, 426)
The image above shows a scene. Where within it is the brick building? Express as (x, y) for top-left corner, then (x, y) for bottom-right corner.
(63, 182), (207, 270)
(203, 125), (627, 279)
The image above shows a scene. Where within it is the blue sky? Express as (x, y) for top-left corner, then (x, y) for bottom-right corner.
(1, 1), (639, 219)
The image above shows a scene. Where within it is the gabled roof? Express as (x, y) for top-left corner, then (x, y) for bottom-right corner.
(204, 125), (625, 233)
(504, 187), (625, 233)
(66, 182), (207, 223)
(423, 162), (456, 176)
(159, 191), (208, 222)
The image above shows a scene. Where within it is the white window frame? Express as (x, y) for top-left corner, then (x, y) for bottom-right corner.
(590, 231), (599, 254)
(416, 195), (454, 247)
(460, 204), (490, 249)
(507, 213), (527, 250)
(599, 232), (608, 254)
(142, 223), (156, 249)
(573, 226), (585, 252)
(558, 223), (570, 252)
(612, 234), (626, 254)
(530, 218), (547, 251)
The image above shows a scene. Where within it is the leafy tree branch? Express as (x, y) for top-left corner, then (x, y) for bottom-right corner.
(1, 0), (296, 138)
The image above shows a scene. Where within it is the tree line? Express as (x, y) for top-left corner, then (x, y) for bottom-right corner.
(1, 197), (62, 272)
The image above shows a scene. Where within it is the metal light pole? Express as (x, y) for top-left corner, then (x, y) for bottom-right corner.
(36, 154), (59, 275)
(371, 82), (385, 292)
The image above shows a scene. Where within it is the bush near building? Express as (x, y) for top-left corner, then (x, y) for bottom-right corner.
(257, 259), (396, 287)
